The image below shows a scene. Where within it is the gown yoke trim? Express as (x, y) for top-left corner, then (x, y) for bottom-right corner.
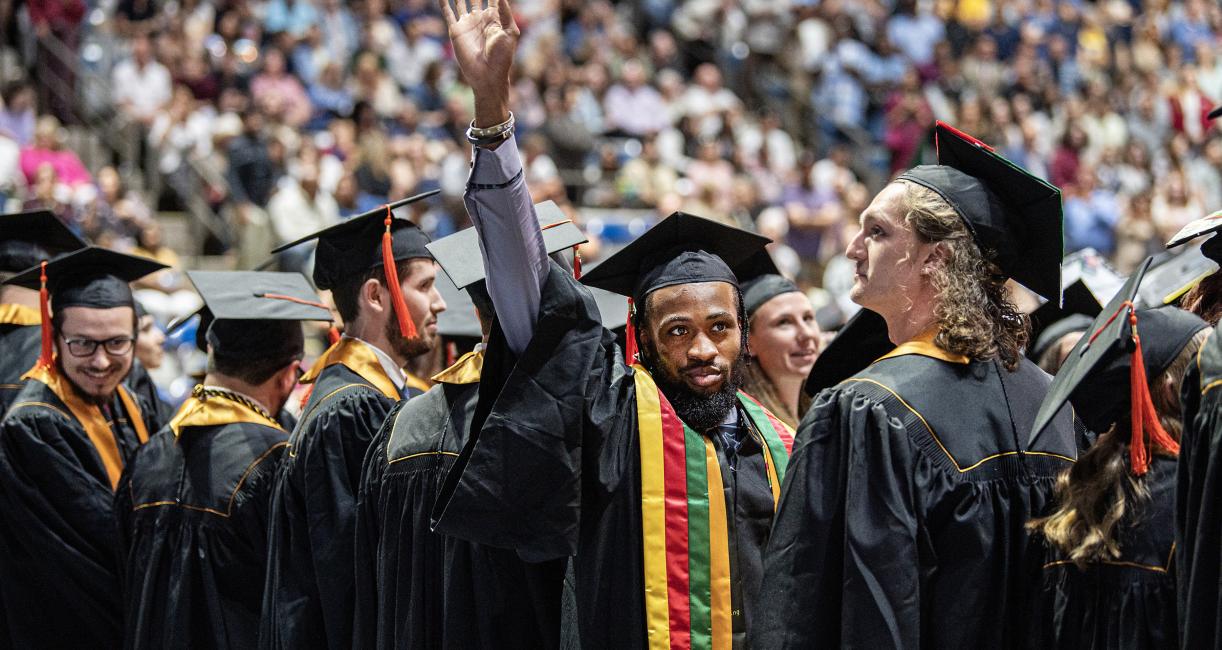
(131, 440), (289, 517)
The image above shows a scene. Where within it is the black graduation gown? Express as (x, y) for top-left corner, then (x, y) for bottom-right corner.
(261, 341), (418, 650)
(434, 264), (780, 648)
(116, 394), (290, 649)
(353, 351), (564, 649)
(751, 350), (1078, 649)
(0, 318), (39, 416)
(0, 367), (160, 647)
(1033, 455), (1178, 650)
(1177, 328), (1222, 649)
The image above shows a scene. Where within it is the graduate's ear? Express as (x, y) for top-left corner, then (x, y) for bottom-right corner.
(361, 276), (387, 316)
(921, 241), (950, 275)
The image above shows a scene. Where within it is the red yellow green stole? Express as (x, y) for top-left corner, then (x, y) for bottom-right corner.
(633, 365), (794, 650)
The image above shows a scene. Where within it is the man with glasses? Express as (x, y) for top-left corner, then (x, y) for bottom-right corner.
(0, 247), (168, 647)
(117, 271), (332, 648)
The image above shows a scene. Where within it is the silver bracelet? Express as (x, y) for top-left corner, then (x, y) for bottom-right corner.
(468, 112), (515, 138)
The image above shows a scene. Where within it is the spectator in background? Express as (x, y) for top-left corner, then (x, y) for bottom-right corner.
(680, 63), (740, 140)
(250, 48), (311, 128)
(349, 51), (403, 119)
(318, 0), (360, 68)
(0, 81), (36, 147)
(112, 33), (173, 128)
(19, 115), (91, 190)
(268, 161), (338, 272)
(1063, 165), (1121, 255)
(603, 58), (669, 137)
(225, 109), (279, 268)
(386, 17), (443, 91)
(27, 0), (86, 124)
(113, 0), (160, 38)
(263, 0), (317, 39)
(1152, 169), (1205, 242)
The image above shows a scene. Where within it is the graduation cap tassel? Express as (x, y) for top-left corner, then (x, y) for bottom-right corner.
(381, 206), (418, 340)
(1127, 308), (1179, 476)
(573, 250), (582, 280)
(327, 326), (341, 347)
(37, 260), (52, 368)
(625, 298), (638, 365)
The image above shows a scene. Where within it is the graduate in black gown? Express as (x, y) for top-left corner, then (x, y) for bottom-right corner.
(1027, 260), (1210, 650)
(433, 8), (796, 646)
(752, 123), (1079, 648)
(0, 247), (168, 647)
(261, 194), (447, 649)
(0, 210), (87, 415)
(116, 271), (333, 649)
(1170, 209), (1222, 648)
(352, 209), (587, 649)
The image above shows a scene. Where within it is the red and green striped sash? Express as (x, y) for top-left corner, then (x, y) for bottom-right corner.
(634, 366), (795, 650)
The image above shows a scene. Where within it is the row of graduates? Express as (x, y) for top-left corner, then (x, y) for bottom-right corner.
(2, 24), (1222, 648)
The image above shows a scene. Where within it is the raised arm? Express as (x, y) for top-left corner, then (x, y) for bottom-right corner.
(443, 0), (548, 355)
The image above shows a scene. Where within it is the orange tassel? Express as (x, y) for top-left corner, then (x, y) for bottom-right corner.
(38, 261), (52, 368)
(624, 297), (638, 365)
(327, 326), (341, 346)
(573, 250), (582, 279)
(381, 206), (418, 340)
(446, 341), (457, 367)
(1127, 308), (1179, 476)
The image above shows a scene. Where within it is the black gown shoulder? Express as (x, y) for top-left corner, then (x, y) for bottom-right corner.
(753, 353), (1077, 649)
(1036, 455), (1177, 650)
(1177, 329), (1222, 649)
(0, 323), (38, 416)
(262, 360), (398, 650)
(118, 417), (288, 649)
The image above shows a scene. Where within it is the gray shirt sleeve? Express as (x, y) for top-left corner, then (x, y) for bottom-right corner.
(463, 134), (548, 355)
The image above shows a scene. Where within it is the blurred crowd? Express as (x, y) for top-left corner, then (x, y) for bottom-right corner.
(0, 0), (1220, 316)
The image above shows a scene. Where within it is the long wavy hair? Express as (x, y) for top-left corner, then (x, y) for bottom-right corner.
(899, 182), (1029, 370)
(1030, 327), (1211, 566)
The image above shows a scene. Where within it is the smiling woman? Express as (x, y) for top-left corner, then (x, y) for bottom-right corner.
(741, 275), (819, 428)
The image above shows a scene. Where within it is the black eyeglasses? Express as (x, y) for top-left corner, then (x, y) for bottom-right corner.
(61, 336), (135, 357)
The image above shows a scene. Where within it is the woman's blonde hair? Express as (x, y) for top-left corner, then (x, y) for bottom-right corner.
(899, 181), (1029, 370)
(1030, 326), (1211, 566)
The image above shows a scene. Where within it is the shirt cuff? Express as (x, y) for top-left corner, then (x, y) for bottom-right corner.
(469, 134), (523, 186)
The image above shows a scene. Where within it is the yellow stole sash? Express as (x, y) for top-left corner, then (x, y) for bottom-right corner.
(0, 304), (40, 326)
(19, 364), (149, 489)
(300, 337), (401, 400)
(169, 391), (284, 437)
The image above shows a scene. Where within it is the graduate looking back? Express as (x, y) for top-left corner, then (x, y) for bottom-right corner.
(434, 1), (794, 647)
(753, 124), (1079, 648)
(0, 247), (168, 647)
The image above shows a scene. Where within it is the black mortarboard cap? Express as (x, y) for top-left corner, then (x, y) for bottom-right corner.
(426, 200), (587, 290)
(0, 210), (88, 273)
(1031, 258), (1208, 447)
(4, 246), (167, 308)
(737, 251), (802, 317)
(270, 190), (439, 290)
(897, 122), (1063, 302)
(185, 270), (332, 361)
(1028, 280), (1106, 359)
(435, 271), (482, 340)
(579, 212), (771, 301)
(803, 307), (894, 396)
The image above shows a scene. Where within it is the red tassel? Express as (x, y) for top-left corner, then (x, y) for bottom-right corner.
(1127, 308), (1180, 476)
(38, 261), (52, 368)
(446, 341), (457, 367)
(381, 206), (418, 340)
(573, 250), (582, 280)
(327, 326), (341, 346)
(624, 297), (638, 365)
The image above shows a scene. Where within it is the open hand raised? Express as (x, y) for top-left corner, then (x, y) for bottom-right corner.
(440, 0), (519, 124)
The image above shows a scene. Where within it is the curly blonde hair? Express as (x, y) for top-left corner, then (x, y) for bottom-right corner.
(898, 181), (1030, 370)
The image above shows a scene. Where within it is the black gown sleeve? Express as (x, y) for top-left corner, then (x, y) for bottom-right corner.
(751, 386), (922, 649)
(261, 389), (394, 650)
(0, 407), (125, 646)
(350, 401), (401, 650)
(433, 262), (627, 563)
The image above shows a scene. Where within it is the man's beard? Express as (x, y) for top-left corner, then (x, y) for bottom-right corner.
(384, 313), (433, 360)
(644, 346), (746, 432)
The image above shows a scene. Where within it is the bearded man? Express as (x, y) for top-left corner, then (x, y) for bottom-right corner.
(431, 1), (793, 647)
(260, 195), (447, 649)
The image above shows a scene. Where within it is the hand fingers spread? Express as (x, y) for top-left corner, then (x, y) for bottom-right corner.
(439, 0), (456, 24)
(498, 0), (519, 35)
